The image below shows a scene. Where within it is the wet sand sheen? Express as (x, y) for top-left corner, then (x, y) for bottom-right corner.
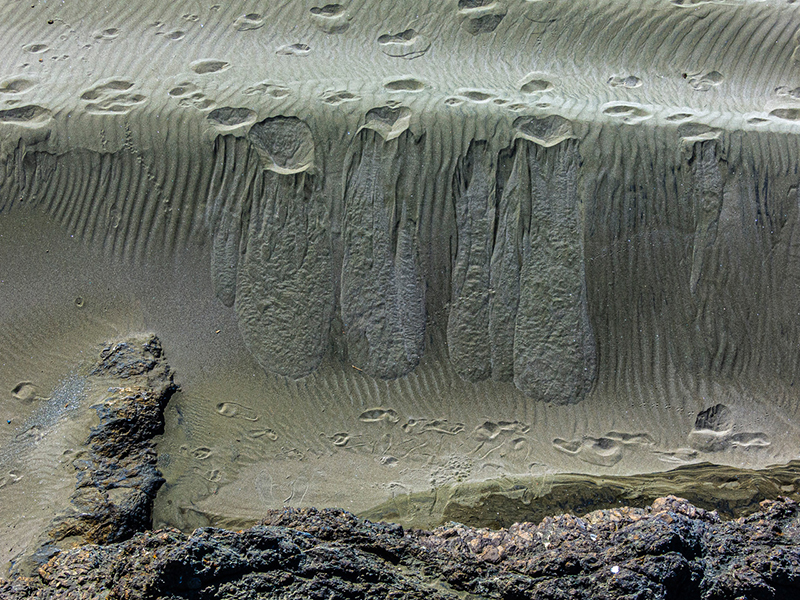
(153, 331), (800, 531)
(2, 209), (796, 546)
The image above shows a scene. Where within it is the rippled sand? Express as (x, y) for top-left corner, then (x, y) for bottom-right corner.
(2, 0), (800, 572)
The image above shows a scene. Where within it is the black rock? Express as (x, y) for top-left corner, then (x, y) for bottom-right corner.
(3, 497), (800, 599)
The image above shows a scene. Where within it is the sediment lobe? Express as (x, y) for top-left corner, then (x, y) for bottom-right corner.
(236, 169), (334, 380)
(2, 0), (800, 407)
(509, 138), (595, 402)
(341, 129), (426, 379)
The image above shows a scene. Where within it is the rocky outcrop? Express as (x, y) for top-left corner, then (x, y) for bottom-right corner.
(2, 496), (799, 599)
(51, 335), (177, 544)
(13, 335), (177, 575)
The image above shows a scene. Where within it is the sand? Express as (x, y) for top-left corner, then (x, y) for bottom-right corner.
(2, 0), (800, 572)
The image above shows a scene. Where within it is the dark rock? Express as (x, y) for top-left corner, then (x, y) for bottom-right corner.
(3, 497), (800, 599)
(39, 335), (177, 557)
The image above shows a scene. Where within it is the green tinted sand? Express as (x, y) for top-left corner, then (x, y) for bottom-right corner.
(2, 0), (800, 573)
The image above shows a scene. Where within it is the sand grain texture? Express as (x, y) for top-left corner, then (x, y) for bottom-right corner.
(2, 0), (800, 537)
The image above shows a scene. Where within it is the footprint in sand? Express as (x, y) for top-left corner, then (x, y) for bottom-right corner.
(553, 437), (623, 467)
(553, 431), (654, 467)
(602, 102), (652, 124)
(93, 28), (120, 41)
(423, 419), (465, 435)
(678, 122), (722, 142)
(462, 13), (505, 36)
(666, 112), (694, 123)
(181, 96), (213, 109)
(474, 420), (530, 442)
(402, 418), (464, 435)
(244, 82), (290, 98)
(688, 403), (770, 452)
(190, 59), (230, 75)
(377, 29), (430, 59)
(671, 0), (731, 6)
(686, 71), (723, 92)
(0, 104), (51, 126)
(11, 382), (39, 402)
(207, 107), (257, 130)
(191, 447), (212, 460)
(654, 447), (700, 464)
(80, 79), (134, 99)
(22, 43), (48, 53)
(234, 13), (265, 31)
(457, 0), (507, 35)
(729, 432), (771, 448)
(775, 86), (800, 100)
(359, 408), (400, 424)
(168, 81), (214, 110)
(203, 469), (222, 483)
(384, 77), (425, 92)
(276, 43), (311, 56)
(330, 432), (350, 447)
(310, 4), (350, 34)
(320, 90), (360, 105)
(519, 74), (555, 94)
(215, 401), (259, 421)
(401, 418), (422, 433)
(0, 470), (23, 488)
(607, 75), (642, 89)
(510, 437), (528, 451)
(770, 108), (800, 122)
(459, 89), (495, 103)
(168, 82), (200, 97)
(80, 79), (146, 115)
(0, 78), (36, 95)
(605, 431), (655, 445)
(247, 428), (278, 441)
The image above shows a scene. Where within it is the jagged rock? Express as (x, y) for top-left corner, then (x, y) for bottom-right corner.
(2, 496), (799, 599)
(10, 335), (178, 576)
(50, 335), (177, 545)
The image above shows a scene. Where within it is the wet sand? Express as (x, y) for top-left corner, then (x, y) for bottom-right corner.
(2, 0), (800, 574)
(1, 209), (798, 563)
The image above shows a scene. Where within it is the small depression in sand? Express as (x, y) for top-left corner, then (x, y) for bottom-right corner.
(3, 0), (800, 574)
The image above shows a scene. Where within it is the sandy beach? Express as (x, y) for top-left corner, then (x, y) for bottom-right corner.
(2, 0), (800, 574)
